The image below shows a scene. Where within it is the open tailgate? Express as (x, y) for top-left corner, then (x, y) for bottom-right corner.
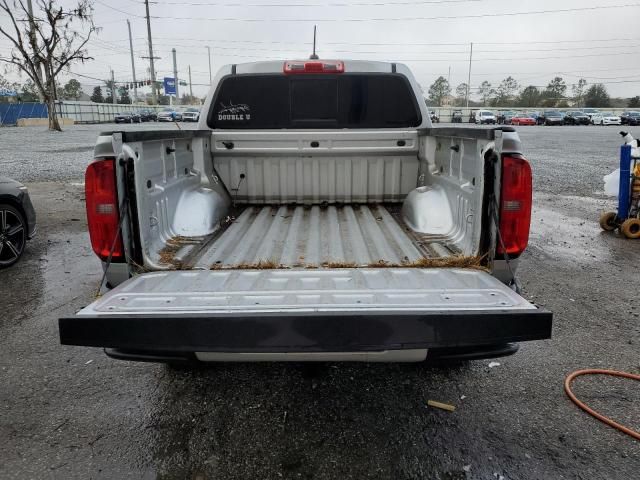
(59, 268), (551, 353)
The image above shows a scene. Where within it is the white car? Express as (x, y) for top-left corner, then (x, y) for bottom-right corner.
(181, 107), (200, 122)
(592, 112), (621, 126)
(475, 110), (496, 125)
(582, 108), (600, 123)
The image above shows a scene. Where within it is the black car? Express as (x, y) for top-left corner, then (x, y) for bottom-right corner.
(451, 109), (463, 123)
(563, 111), (590, 125)
(496, 111), (516, 125)
(0, 177), (36, 268)
(541, 110), (564, 126)
(621, 111), (640, 126)
(137, 109), (157, 122)
(114, 112), (141, 124)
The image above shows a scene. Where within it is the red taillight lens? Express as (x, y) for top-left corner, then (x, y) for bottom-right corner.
(85, 158), (124, 262)
(497, 155), (532, 258)
(283, 60), (344, 74)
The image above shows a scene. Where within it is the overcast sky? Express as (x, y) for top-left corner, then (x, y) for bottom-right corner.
(3, 0), (640, 100)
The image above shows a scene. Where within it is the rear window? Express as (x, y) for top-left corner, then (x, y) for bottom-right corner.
(208, 73), (421, 129)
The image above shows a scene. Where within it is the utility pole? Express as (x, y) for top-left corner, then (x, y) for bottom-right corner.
(172, 48), (179, 105)
(206, 46), (212, 85)
(465, 42), (473, 109)
(188, 65), (193, 99)
(310, 25), (319, 59)
(127, 20), (138, 103)
(143, 0), (158, 104)
(111, 69), (117, 104)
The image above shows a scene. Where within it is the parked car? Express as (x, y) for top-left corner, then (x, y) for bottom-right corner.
(497, 111), (516, 125)
(0, 176), (36, 269)
(582, 108), (600, 123)
(468, 110), (477, 123)
(451, 109), (463, 123)
(563, 111), (590, 125)
(510, 114), (536, 126)
(541, 111), (564, 126)
(475, 110), (496, 124)
(137, 109), (157, 122)
(60, 59), (552, 364)
(528, 111), (541, 123)
(181, 107), (201, 122)
(592, 112), (622, 126)
(157, 108), (181, 122)
(621, 111), (640, 126)
(429, 110), (440, 123)
(114, 112), (141, 124)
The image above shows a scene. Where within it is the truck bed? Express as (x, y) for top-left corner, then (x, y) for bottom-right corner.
(163, 204), (461, 270)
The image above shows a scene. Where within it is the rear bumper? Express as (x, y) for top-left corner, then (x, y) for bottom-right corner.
(104, 342), (520, 363)
(59, 309), (552, 354)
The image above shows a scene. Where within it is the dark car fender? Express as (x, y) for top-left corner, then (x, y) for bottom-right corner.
(0, 178), (37, 238)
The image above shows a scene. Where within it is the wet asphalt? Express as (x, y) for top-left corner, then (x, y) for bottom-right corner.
(0, 123), (639, 480)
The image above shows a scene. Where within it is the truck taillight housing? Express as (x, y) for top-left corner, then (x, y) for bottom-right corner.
(85, 158), (124, 262)
(283, 60), (344, 74)
(497, 155), (532, 258)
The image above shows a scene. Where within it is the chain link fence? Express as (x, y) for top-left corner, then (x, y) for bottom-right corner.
(0, 101), (190, 125)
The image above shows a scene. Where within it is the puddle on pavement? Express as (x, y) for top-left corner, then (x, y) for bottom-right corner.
(529, 194), (632, 265)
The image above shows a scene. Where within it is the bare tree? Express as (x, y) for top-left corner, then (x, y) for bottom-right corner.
(477, 81), (493, 106)
(571, 78), (587, 108)
(0, 0), (96, 131)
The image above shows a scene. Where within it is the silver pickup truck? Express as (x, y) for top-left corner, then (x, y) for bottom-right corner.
(59, 60), (551, 364)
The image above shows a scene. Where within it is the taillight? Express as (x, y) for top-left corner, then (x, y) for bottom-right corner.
(497, 155), (532, 258)
(85, 158), (124, 262)
(283, 60), (344, 74)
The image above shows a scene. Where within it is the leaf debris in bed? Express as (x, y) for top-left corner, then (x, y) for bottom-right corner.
(209, 255), (486, 271)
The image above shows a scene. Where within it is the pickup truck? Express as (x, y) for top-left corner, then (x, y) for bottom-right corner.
(59, 60), (552, 364)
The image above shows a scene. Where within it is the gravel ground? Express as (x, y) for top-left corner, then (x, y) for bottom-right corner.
(0, 123), (639, 480)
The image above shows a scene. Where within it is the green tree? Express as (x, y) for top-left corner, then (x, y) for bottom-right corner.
(584, 84), (611, 107)
(105, 79), (117, 102)
(628, 96), (640, 108)
(118, 87), (131, 104)
(518, 85), (541, 107)
(493, 76), (519, 106)
(571, 78), (587, 107)
(90, 86), (104, 103)
(61, 79), (83, 100)
(19, 81), (39, 102)
(427, 76), (451, 107)
(543, 77), (567, 105)
(454, 82), (468, 106)
(477, 81), (493, 106)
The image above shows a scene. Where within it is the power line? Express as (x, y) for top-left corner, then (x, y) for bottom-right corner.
(141, 3), (640, 22)
(102, 35), (640, 48)
(94, 0), (145, 18)
(130, 50), (640, 62)
(147, 0), (481, 6)
(126, 41), (640, 56)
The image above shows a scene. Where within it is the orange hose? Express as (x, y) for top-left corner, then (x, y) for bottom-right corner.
(564, 369), (640, 441)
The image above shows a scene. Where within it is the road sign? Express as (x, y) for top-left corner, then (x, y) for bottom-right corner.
(163, 77), (176, 95)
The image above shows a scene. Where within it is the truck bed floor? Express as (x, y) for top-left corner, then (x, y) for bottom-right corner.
(182, 204), (457, 270)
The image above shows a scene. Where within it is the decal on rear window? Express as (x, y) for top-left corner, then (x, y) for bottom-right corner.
(217, 102), (251, 121)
